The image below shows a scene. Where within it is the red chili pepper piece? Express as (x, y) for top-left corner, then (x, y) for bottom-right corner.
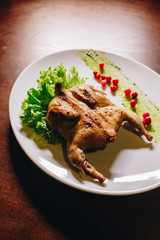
(101, 79), (107, 87)
(105, 76), (112, 84)
(99, 62), (104, 70)
(142, 120), (146, 126)
(144, 117), (151, 125)
(101, 75), (106, 80)
(110, 85), (117, 92)
(130, 100), (137, 107)
(124, 88), (131, 96)
(95, 73), (101, 79)
(93, 71), (98, 77)
(143, 112), (150, 119)
(112, 79), (119, 86)
(132, 92), (138, 98)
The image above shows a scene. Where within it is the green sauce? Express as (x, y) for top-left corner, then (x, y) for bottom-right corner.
(76, 49), (160, 143)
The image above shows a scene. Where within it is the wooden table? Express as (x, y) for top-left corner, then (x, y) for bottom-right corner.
(1, 0), (160, 239)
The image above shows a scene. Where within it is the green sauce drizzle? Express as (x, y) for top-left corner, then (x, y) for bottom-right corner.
(76, 49), (160, 143)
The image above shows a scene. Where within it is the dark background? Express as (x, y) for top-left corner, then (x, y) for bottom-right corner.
(0, 0), (160, 239)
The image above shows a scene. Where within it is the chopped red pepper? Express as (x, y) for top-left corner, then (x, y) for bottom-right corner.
(124, 88), (131, 96)
(144, 117), (151, 125)
(110, 85), (117, 92)
(105, 75), (112, 84)
(101, 75), (106, 80)
(130, 100), (137, 107)
(95, 73), (101, 80)
(99, 62), (104, 70)
(143, 112), (150, 119)
(93, 71), (98, 77)
(112, 79), (119, 86)
(142, 120), (146, 126)
(132, 92), (138, 98)
(101, 79), (107, 87)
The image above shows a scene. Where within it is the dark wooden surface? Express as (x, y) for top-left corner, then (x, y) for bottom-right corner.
(0, 0), (160, 239)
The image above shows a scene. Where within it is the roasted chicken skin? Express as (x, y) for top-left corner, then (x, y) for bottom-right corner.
(46, 83), (153, 182)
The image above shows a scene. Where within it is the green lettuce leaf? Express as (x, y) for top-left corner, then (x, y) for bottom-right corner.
(20, 64), (86, 144)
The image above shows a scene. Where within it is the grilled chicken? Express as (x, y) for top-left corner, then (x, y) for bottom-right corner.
(46, 83), (153, 182)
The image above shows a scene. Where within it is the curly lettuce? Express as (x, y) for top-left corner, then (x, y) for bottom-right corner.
(20, 64), (86, 144)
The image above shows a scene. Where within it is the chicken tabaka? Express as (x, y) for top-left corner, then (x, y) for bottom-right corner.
(46, 83), (153, 182)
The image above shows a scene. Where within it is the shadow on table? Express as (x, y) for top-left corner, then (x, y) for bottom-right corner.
(9, 127), (160, 240)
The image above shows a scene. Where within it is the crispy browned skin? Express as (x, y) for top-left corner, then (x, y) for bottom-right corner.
(46, 83), (153, 182)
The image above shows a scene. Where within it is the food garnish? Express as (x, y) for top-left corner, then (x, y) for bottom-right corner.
(99, 62), (104, 70)
(144, 117), (152, 125)
(101, 75), (106, 80)
(132, 91), (138, 99)
(142, 112), (151, 126)
(20, 64), (86, 144)
(95, 73), (101, 80)
(105, 75), (112, 83)
(124, 88), (132, 96)
(110, 85), (117, 92)
(101, 79), (107, 87)
(112, 78), (119, 86)
(143, 112), (150, 118)
(130, 99), (137, 107)
(93, 71), (97, 77)
(76, 49), (160, 143)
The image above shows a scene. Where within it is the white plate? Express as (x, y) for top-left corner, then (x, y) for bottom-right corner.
(9, 49), (160, 195)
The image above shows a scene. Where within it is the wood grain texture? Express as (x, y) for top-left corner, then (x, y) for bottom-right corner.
(0, 0), (160, 239)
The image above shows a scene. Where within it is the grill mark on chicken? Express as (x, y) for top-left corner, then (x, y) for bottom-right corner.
(97, 109), (124, 129)
(72, 91), (93, 108)
(55, 83), (68, 100)
(85, 112), (102, 128)
(71, 88), (96, 108)
(83, 89), (91, 98)
(96, 111), (109, 124)
(82, 89), (96, 106)
(56, 89), (86, 113)
(47, 83), (153, 182)
(83, 121), (93, 128)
